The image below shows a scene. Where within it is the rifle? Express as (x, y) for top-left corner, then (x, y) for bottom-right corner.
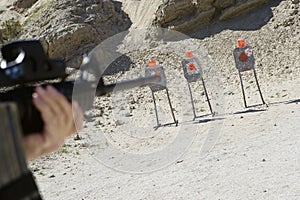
(0, 40), (163, 199)
(0, 40), (163, 135)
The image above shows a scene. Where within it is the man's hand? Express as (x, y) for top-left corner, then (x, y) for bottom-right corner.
(23, 85), (84, 160)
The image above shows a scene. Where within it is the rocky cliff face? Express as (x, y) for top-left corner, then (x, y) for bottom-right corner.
(153, 0), (271, 32)
(0, 0), (131, 68)
(14, 0), (38, 11)
(0, 0), (286, 67)
(20, 0), (131, 68)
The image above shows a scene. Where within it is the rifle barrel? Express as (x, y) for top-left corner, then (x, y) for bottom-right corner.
(96, 75), (160, 96)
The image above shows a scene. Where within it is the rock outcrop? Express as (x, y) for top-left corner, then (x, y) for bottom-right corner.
(18, 0), (131, 68)
(22, 0), (131, 67)
(0, 0), (284, 67)
(13, 0), (38, 10)
(153, 0), (272, 32)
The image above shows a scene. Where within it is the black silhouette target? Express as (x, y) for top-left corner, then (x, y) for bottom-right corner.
(233, 45), (255, 72)
(233, 39), (266, 108)
(181, 52), (213, 120)
(145, 60), (178, 129)
(182, 51), (203, 83)
(145, 60), (167, 92)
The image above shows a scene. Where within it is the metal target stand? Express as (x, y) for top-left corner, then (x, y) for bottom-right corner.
(182, 52), (214, 120)
(233, 40), (266, 108)
(145, 60), (178, 129)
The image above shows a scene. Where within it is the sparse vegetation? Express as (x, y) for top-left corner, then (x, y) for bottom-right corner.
(59, 147), (69, 154)
(0, 18), (22, 42)
(38, 171), (45, 176)
(199, 108), (206, 112)
(59, 145), (71, 154)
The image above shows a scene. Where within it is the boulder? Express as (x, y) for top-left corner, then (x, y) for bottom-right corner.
(19, 0), (131, 68)
(153, 0), (272, 33)
(13, 0), (38, 10)
(220, 0), (270, 20)
(154, 0), (215, 32)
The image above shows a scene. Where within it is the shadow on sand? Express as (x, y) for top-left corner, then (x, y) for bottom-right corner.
(194, 117), (225, 124)
(286, 99), (300, 105)
(234, 108), (267, 115)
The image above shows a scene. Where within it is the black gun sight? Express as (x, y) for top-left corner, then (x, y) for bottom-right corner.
(0, 40), (66, 88)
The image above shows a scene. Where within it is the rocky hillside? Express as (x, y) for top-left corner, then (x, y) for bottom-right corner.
(153, 0), (277, 32)
(0, 0), (297, 68)
(0, 0), (131, 68)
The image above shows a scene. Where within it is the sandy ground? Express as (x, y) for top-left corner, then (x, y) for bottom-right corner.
(31, 93), (300, 199)
(19, 0), (300, 199)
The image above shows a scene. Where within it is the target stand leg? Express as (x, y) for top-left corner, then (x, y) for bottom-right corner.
(187, 82), (197, 120)
(165, 89), (178, 126)
(151, 91), (161, 128)
(253, 68), (267, 106)
(238, 71), (248, 108)
(201, 78), (214, 116)
(152, 89), (178, 130)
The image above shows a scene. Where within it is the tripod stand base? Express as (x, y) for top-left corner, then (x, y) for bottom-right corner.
(238, 69), (266, 109)
(151, 89), (178, 129)
(187, 79), (214, 121)
(154, 121), (179, 130)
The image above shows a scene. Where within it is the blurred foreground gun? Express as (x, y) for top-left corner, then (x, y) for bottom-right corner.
(0, 40), (162, 135)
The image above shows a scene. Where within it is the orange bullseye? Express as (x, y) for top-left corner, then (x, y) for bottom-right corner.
(239, 53), (248, 62)
(188, 63), (196, 71)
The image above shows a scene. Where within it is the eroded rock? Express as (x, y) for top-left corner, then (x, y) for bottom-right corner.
(20, 0), (131, 68)
(154, 0), (272, 32)
(13, 0), (38, 10)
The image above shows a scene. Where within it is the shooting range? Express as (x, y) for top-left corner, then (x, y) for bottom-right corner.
(233, 39), (266, 108)
(182, 52), (214, 120)
(145, 60), (178, 129)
